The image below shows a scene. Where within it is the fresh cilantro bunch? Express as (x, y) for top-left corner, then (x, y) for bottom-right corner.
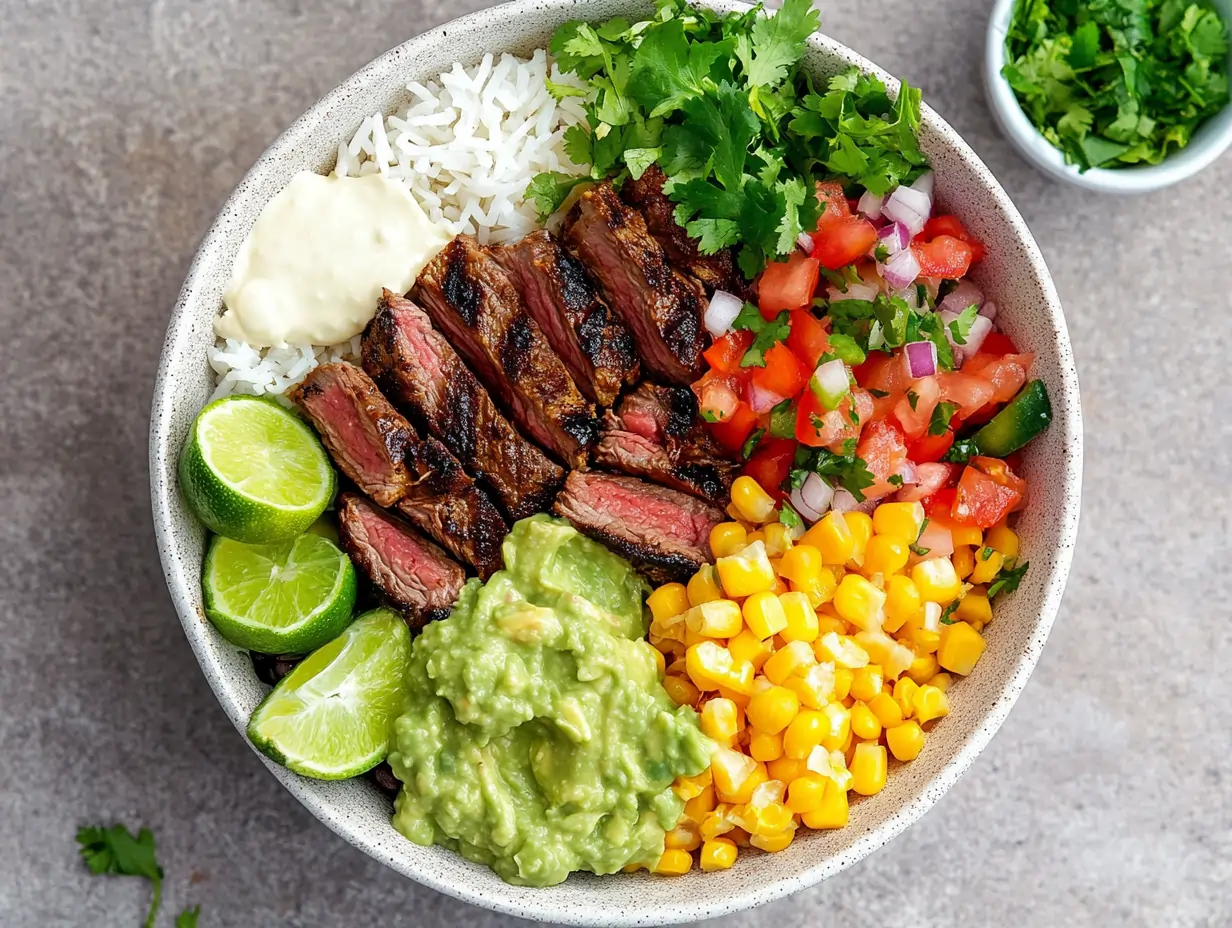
(1002, 0), (1230, 170)
(530, 0), (927, 275)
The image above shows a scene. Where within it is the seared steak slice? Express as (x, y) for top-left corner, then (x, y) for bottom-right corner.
(563, 182), (707, 385)
(621, 164), (746, 297)
(395, 437), (506, 579)
(290, 362), (411, 508)
(490, 231), (639, 407)
(553, 470), (724, 583)
(337, 493), (465, 627)
(595, 383), (737, 504)
(362, 290), (563, 521)
(413, 235), (599, 467)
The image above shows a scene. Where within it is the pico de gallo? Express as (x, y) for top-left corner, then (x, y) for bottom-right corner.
(693, 174), (1052, 562)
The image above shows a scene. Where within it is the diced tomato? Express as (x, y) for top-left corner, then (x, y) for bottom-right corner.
(750, 343), (810, 400)
(911, 235), (975, 280)
(896, 462), (959, 501)
(857, 418), (909, 501)
(921, 214), (986, 263)
(971, 456), (1028, 511)
(964, 351), (1033, 405)
(795, 388), (873, 451)
(937, 371), (996, 420)
(786, 310), (831, 369)
(694, 370), (743, 421)
(977, 332), (1019, 356)
(952, 465), (1021, 528)
(922, 487), (958, 521)
(816, 181), (851, 220)
(894, 375), (940, 440)
(907, 428), (954, 464)
(854, 351), (909, 420)
(707, 402), (759, 453)
(704, 329), (753, 374)
(743, 438), (797, 500)
(812, 216), (878, 271)
(759, 251), (820, 316)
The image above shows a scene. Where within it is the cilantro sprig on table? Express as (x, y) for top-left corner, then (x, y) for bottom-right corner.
(531, 0), (927, 275)
(1002, 0), (1230, 170)
(77, 824), (200, 927)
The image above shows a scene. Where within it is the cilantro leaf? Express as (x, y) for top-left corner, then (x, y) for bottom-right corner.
(794, 446), (876, 501)
(738, 0), (820, 90)
(929, 401), (959, 436)
(988, 560), (1030, 598)
(77, 825), (166, 928)
(631, 20), (728, 118)
(623, 147), (663, 180)
(740, 310), (791, 367)
(525, 172), (589, 219)
(177, 907), (201, 928)
(741, 426), (766, 460)
(769, 398), (798, 438)
(944, 437), (980, 463)
(779, 501), (805, 531)
(947, 303), (980, 345)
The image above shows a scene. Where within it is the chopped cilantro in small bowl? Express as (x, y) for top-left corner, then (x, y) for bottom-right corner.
(985, 0), (1232, 192)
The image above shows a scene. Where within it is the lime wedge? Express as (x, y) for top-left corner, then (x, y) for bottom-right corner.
(179, 395), (335, 543)
(203, 532), (357, 653)
(247, 608), (411, 779)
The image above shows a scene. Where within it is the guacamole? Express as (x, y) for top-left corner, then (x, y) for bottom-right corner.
(387, 516), (714, 886)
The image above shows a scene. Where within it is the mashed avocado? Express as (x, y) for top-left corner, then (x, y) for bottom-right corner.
(387, 516), (714, 886)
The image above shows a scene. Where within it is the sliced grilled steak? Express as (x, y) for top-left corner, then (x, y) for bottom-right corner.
(413, 235), (599, 467)
(362, 290), (563, 521)
(595, 383), (737, 504)
(337, 493), (465, 627)
(563, 182), (707, 385)
(290, 362), (411, 508)
(621, 164), (746, 297)
(395, 436), (506, 579)
(553, 470), (724, 583)
(490, 230), (639, 407)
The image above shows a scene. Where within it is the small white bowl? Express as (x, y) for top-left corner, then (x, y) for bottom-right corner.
(985, 0), (1232, 193)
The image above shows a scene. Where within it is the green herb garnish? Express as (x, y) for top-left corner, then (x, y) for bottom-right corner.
(791, 444), (876, 501)
(77, 825), (201, 928)
(742, 426), (766, 459)
(779, 501), (805, 530)
(988, 559), (1030, 597)
(928, 401), (959, 436)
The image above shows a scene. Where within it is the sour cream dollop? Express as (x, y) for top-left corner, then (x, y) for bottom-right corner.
(215, 171), (450, 347)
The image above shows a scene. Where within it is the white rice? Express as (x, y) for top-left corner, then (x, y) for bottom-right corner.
(211, 50), (588, 401)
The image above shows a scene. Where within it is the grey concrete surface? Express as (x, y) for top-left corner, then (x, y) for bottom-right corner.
(1, 0), (1230, 925)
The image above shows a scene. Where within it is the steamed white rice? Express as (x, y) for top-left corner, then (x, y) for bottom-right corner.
(211, 49), (588, 401)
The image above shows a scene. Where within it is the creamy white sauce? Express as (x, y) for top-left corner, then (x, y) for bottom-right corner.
(216, 172), (450, 347)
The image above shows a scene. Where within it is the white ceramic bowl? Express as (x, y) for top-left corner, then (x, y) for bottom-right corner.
(149, 1), (1083, 923)
(985, 0), (1232, 193)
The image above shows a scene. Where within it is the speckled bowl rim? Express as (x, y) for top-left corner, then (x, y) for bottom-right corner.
(150, 1), (1083, 923)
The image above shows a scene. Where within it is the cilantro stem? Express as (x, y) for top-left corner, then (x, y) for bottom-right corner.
(145, 877), (162, 928)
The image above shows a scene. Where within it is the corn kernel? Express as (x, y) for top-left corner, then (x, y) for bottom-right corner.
(790, 568), (839, 609)
(912, 684), (950, 725)
(868, 691), (903, 728)
(742, 590), (788, 639)
(800, 780), (849, 829)
(664, 823), (702, 851)
(833, 573), (887, 632)
(784, 663), (835, 709)
(647, 583), (689, 624)
(911, 557), (963, 604)
(833, 666), (854, 701)
(815, 631), (869, 669)
(872, 500), (926, 544)
(672, 768), (712, 802)
(763, 640), (816, 684)
(886, 720), (926, 761)
(683, 784), (717, 823)
(819, 703), (851, 751)
(685, 600), (744, 639)
(745, 530), (765, 547)
(749, 727), (784, 762)
(700, 837), (738, 871)
(843, 511), (874, 568)
(711, 746), (758, 801)
(854, 631), (914, 680)
(745, 801), (794, 838)
(731, 475), (777, 524)
(785, 772), (828, 814)
(782, 708), (828, 759)
(951, 545), (976, 579)
(950, 524), (983, 547)
(850, 742), (888, 796)
(906, 653), (938, 685)
(728, 627), (774, 671)
(762, 522), (794, 557)
(929, 671), (954, 693)
(700, 806), (735, 841)
(717, 541), (777, 598)
(970, 548), (1004, 585)
(893, 677), (919, 718)
(801, 511), (855, 565)
(709, 522), (749, 559)
(767, 754), (808, 783)
(955, 588), (992, 624)
(985, 523), (1019, 560)
(746, 685), (800, 734)
(937, 621), (987, 675)
(650, 646), (666, 677)
(654, 848), (693, 875)
(805, 744), (853, 791)
(728, 826), (752, 848)
(687, 565), (724, 606)
(862, 534), (909, 577)
(883, 574), (922, 633)
(663, 674), (699, 707)
(750, 827), (796, 852)
(701, 697), (740, 745)
(778, 591), (820, 643)
(850, 701), (882, 740)
(849, 664), (884, 702)
(778, 543), (822, 587)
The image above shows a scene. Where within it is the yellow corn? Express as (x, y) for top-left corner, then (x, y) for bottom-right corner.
(854, 631), (914, 680)
(893, 677), (919, 719)
(868, 691), (903, 728)
(709, 522), (749, 559)
(744, 801), (794, 837)
(883, 574), (922, 633)
(746, 685), (800, 734)
(749, 728), (784, 762)
(717, 541), (777, 598)
(663, 674), (699, 708)
(950, 524), (983, 547)
(763, 640), (816, 684)
(844, 511), (874, 568)
(800, 780), (849, 829)
(648, 646), (666, 677)
(985, 523), (1019, 560)
(819, 703), (851, 751)
(833, 573), (887, 632)
(700, 806), (735, 841)
(912, 684), (950, 724)
(815, 631), (870, 669)
(782, 708), (828, 759)
(701, 697), (740, 745)
(683, 784), (717, 823)
(886, 720), (926, 761)
(911, 557), (963, 604)
(951, 545), (976, 579)
(849, 664), (884, 702)
(778, 591), (820, 643)
(929, 671), (954, 692)
(955, 588), (992, 624)
(672, 768), (712, 802)
(654, 848), (693, 875)
(970, 547), (1004, 585)
(647, 583), (689, 624)
(850, 701), (882, 741)
(731, 475), (777, 524)
(937, 621), (987, 676)
(710, 746), (758, 802)
(699, 837), (738, 871)
(728, 627), (774, 671)
(762, 522), (794, 557)
(742, 589), (788, 639)
(785, 772), (828, 814)
(800, 511), (855, 565)
(862, 534), (909, 577)
(784, 662), (836, 709)
(750, 826), (796, 853)
(833, 666), (854, 701)
(872, 500), (926, 544)
(684, 600), (744, 639)
(815, 611), (847, 637)
(745, 529), (766, 547)
(778, 543), (821, 586)
(687, 565), (724, 606)
(906, 653), (939, 685)
(790, 569), (839, 609)
(767, 754), (808, 784)
(850, 742), (888, 796)
(685, 641), (754, 694)
(664, 823), (702, 851)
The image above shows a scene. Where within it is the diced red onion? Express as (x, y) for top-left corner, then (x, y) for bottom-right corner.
(939, 280), (983, 315)
(893, 287), (925, 311)
(797, 231), (815, 255)
(913, 521), (954, 562)
(790, 486), (822, 524)
(964, 314), (993, 354)
(888, 183), (932, 218)
(877, 221), (910, 254)
(881, 247), (921, 290)
(952, 345), (965, 368)
(800, 472), (834, 515)
(895, 460), (918, 486)
(911, 170), (936, 199)
(979, 299), (999, 320)
(857, 189), (885, 220)
(704, 289), (743, 336)
(828, 281), (880, 303)
(746, 382), (788, 414)
(883, 185), (930, 238)
(904, 340), (938, 378)
(832, 489), (876, 515)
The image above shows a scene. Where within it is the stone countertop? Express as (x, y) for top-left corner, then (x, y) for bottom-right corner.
(1, 0), (1229, 925)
